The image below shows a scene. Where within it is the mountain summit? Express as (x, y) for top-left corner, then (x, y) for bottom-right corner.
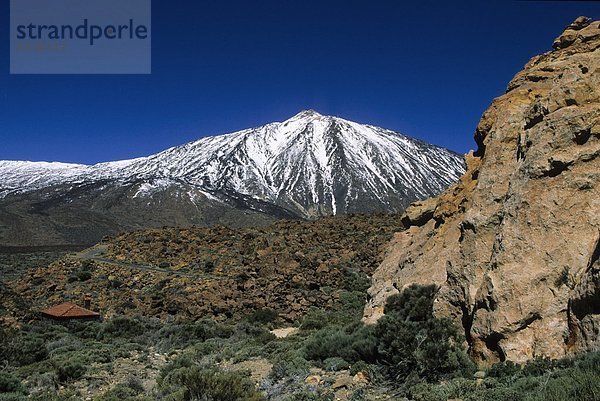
(0, 112), (465, 246)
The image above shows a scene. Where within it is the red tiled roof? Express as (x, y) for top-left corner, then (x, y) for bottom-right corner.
(40, 302), (100, 318)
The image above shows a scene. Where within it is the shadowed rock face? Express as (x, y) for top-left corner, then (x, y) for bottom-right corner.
(364, 17), (600, 364)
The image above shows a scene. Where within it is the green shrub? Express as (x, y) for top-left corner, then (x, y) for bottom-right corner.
(300, 308), (328, 331)
(95, 376), (150, 401)
(26, 372), (57, 396)
(303, 323), (377, 364)
(0, 372), (23, 394)
(67, 261), (94, 282)
(342, 270), (371, 293)
(286, 390), (333, 401)
(161, 366), (265, 401)
(189, 339), (222, 358)
(13, 334), (48, 366)
(334, 291), (369, 322)
(530, 368), (600, 401)
(80, 343), (115, 364)
(408, 382), (448, 401)
(349, 389), (367, 401)
(52, 355), (87, 382)
(575, 350), (600, 371)
(157, 354), (194, 387)
(69, 321), (103, 339)
(407, 351), (600, 401)
(376, 285), (474, 382)
(269, 356), (310, 382)
(0, 394), (26, 401)
(96, 384), (140, 401)
(235, 321), (272, 338)
(247, 309), (278, 324)
(100, 317), (146, 338)
(382, 284), (436, 321)
(153, 320), (234, 350)
(125, 375), (146, 394)
(521, 358), (558, 377)
(488, 360), (521, 380)
(349, 360), (370, 376)
(323, 357), (350, 372)
(203, 260), (215, 273)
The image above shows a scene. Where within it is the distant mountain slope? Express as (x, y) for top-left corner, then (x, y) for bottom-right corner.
(0, 110), (465, 246)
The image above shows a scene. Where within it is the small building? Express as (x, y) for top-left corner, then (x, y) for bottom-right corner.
(40, 301), (100, 321)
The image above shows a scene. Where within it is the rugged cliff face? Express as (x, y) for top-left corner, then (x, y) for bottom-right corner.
(364, 17), (600, 364)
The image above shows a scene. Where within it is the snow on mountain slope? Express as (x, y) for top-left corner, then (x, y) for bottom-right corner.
(0, 110), (465, 217)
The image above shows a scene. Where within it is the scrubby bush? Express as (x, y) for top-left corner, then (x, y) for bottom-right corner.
(269, 357), (311, 382)
(157, 354), (194, 387)
(9, 334), (48, 366)
(299, 308), (328, 331)
(235, 321), (274, 340)
(303, 323), (377, 364)
(348, 360), (371, 376)
(286, 390), (333, 401)
(302, 284), (473, 383)
(68, 261), (94, 283)
(80, 343), (116, 364)
(153, 319), (234, 350)
(341, 270), (371, 293)
(0, 372), (23, 394)
(160, 366), (265, 401)
(334, 291), (369, 323)
(203, 260), (216, 273)
(95, 384), (140, 401)
(575, 349), (600, 371)
(0, 394), (26, 401)
(96, 376), (149, 401)
(100, 316), (147, 338)
(125, 375), (146, 394)
(247, 308), (278, 325)
(349, 389), (367, 401)
(488, 360), (521, 379)
(376, 285), (475, 382)
(26, 372), (58, 397)
(323, 357), (350, 371)
(530, 368), (600, 401)
(52, 355), (87, 382)
(45, 337), (82, 354)
(409, 350), (600, 401)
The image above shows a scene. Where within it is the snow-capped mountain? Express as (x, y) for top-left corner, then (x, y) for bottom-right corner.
(0, 110), (465, 246)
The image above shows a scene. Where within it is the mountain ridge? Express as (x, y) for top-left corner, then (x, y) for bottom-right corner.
(0, 111), (465, 246)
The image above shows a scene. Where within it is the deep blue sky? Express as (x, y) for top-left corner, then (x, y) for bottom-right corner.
(1, 1), (599, 164)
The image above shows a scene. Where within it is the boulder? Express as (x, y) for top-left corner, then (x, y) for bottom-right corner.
(400, 198), (437, 228)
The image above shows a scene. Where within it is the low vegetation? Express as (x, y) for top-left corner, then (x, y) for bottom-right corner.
(1, 216), (598, 400)
(1, 283), (598, 400)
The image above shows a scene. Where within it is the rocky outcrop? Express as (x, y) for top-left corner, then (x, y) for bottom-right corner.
(9, 214), (401, 324)
(364, 17), (600, 364)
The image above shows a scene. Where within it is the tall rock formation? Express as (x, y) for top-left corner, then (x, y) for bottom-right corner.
(364, 17), (600, 364)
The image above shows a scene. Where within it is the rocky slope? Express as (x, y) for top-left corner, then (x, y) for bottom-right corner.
(10, 214), (402, 323)
(364, 17), (600, 364)
(0, 111), (464, 246)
